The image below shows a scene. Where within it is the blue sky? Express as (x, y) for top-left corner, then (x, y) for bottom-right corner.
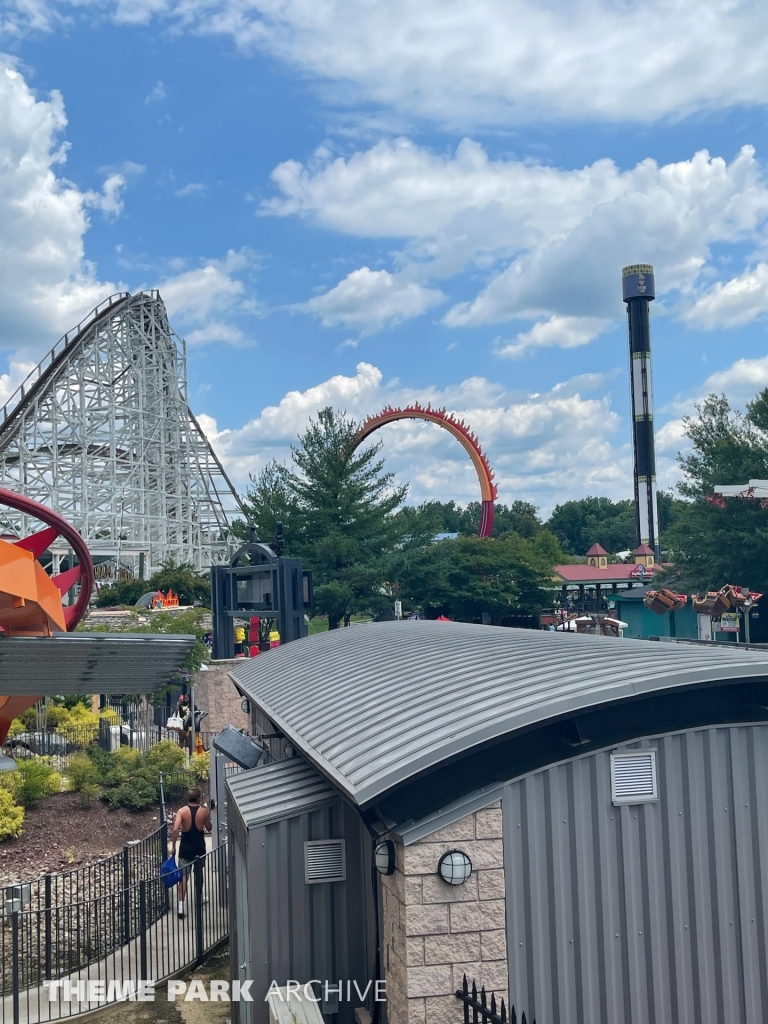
(3, 0), (768, 517)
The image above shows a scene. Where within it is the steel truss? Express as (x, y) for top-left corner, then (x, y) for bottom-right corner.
(0, 291), (242, 577)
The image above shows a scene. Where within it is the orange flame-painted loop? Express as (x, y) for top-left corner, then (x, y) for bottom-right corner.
(353, 407), (498, 537)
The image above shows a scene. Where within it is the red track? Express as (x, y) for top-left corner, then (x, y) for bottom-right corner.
(353, 404), (498, 537)
(0, 488), (94, 629)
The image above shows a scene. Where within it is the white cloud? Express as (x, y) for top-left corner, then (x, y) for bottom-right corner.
(0, 60), (120, 354)
(267, 138), (768, 334)
(495, 316), (612, 358)
(175, 182), (206, 198)
(658, 353), (768, 465)
(185, 322), (246, 345)
(159, 250), (247, 320)
(300, 267), (444, 334)
(685, 263), (768, 328)
(12, 0), (768, 127)
(443, 146), (768, 326)
(195, 361), (638, 514)
(84, 173), (127, 220)
(145, 80), (166, 104)
(156, 249), (257, 346)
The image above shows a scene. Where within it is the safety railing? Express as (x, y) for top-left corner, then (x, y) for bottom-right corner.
(1, 825), (167, 915)
(0, 842), (228, 1024)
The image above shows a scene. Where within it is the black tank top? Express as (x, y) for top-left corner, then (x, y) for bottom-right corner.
(178, 804), (206, 859)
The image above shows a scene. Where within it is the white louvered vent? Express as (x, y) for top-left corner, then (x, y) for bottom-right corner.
(611, 750), (657, 806)
(304, 840), (346, 884)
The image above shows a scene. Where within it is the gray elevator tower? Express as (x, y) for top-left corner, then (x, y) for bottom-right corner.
(622, 264), (660, 558)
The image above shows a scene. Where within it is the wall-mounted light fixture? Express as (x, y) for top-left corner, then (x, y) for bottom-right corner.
(438, 850), (472, 885)
(374, 840), (396, 876)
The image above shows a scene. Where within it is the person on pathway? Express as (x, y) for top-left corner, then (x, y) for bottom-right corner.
(170, 789), (211, 918)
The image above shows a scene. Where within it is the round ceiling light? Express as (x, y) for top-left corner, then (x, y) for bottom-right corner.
(437, 849), (473, 886)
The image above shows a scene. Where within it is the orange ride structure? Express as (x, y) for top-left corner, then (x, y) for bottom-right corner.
(0, 487), (95, 747)
(353, 404), (498, 537)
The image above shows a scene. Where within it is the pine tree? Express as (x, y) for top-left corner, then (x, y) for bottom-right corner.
(244, 408), (407, 628)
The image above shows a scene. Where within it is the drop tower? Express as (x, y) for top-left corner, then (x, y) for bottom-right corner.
(622, 263), (660, 558)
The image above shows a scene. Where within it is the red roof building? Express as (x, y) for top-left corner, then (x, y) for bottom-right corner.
(554, 544), (659, 589)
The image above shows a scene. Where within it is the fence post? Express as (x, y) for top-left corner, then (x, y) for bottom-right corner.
(12, 910), (20, 1024)
(139, 880), (148, 982)
(123, 845), (131, 942)
(44, 872), (52, 979)
(195, 858), (204, 965)
(159, 772), (166, 828)
(160, 816), (170, 911)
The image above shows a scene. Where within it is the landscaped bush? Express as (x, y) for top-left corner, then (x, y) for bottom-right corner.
(0, 788), (24, 841)
(12, 760), (60, 808)
(190, 751), (210, 780)
(65, 753), (100, 807)
(102, 775), (158, 811)
(144, 740), (186, 775)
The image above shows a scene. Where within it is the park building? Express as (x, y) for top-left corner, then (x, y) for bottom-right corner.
(224, 619), (768, 1024)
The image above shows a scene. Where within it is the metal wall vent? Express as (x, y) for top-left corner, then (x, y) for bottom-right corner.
(304, 840), (346, 884)
(611, 750), (657, 806)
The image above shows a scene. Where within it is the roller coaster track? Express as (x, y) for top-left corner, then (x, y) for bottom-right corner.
(0, 291), (242, 573)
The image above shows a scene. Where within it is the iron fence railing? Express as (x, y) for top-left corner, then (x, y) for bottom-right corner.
(1, 825), (167, 915)
(3, 721), (185, 772)
(0, 842), (228, 1024)
(456, 976), (535, 1024)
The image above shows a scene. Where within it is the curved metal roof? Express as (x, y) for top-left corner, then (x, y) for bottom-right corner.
(229, 621), (768, 806)
(227, 758), (337, 829)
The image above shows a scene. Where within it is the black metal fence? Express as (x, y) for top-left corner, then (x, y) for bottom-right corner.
(1, 825), (167, 915)
(456, 976), (536, 1024)
(0, 843), (228, 1024)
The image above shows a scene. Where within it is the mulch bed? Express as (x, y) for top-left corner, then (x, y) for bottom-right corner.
(0, 791), (164, 884)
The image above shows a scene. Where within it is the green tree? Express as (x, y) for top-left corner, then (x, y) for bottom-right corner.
(544, 496), (637, 555)
(395, 534), (554, 624)
(236, 459), (298, 545)
(661, 390), (768, 592)
(244, 408), (408, 628)
(427, 499), (542, 539)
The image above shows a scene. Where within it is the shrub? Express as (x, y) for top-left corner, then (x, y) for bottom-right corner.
(102, 775), (157, 811)
(65, 753), (99, 793)
(77, 783), (99, 808)
(13, 760), (60, 808)
(0, 789), (24, 841)
(190, 751), (210, 780)
(85, 745), (118, 783)
(145, 740), (186, 775)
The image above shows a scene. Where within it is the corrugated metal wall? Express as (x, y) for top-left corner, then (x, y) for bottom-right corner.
(503, 724), (768, 1024)
(247, 799), (376, 1024)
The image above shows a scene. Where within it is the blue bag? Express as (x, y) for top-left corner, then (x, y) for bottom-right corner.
(160, 855), (182, 889)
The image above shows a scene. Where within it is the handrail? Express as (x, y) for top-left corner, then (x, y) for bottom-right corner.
(0, 292), (132, 425)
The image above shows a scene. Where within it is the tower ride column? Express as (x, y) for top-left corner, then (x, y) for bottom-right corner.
(622, 264), (660, 558)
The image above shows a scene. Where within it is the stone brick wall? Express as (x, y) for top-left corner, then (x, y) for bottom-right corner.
(382, 803), (507, 1024)
(191, 659), (250, 735)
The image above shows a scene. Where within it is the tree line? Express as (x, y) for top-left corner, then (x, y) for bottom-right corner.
(97, 388), (768, 624)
